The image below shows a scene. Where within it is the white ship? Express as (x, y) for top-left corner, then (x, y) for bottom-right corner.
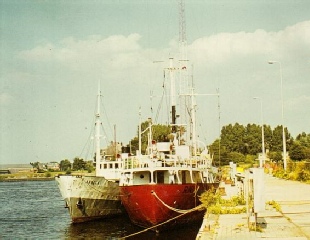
(55, 85), (125, 223)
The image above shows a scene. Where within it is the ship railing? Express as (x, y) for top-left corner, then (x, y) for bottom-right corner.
(121, 154), (212, 170)
(122, 155), (182, 170)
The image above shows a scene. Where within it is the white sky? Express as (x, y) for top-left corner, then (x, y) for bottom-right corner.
(1, 0), (310, 164)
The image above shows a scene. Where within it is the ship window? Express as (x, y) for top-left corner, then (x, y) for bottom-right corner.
(104, 164), (107, 169)
(110, 163), (113, 169)
(115, 163), (118, 168)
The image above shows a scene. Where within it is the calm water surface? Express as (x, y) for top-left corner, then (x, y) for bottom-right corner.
(0, 181), (200, 239)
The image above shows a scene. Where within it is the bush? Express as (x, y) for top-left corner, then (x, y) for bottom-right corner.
(272, 161), (310, 182)
(200, 188), (246, 215)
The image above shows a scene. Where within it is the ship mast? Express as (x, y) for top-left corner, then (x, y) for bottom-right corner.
(179, 0), (187, 64)
(179, 0), (195, 150)
(169, 58), (177, 133)
(95, 82), (102, 176)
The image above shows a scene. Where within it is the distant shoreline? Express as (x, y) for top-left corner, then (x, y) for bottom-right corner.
(0, 177), (55, 182)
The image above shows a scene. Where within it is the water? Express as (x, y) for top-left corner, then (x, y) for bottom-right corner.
(0, 181), (201, 239)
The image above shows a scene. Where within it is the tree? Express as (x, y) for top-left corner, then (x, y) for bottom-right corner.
(263, 125), (273, 151)
(30, 161), (45, 172)
(244, 124), (262, 155)
(268, 151), (283, 162)
(228, 151), (245, 163)
(210, 123), (296, 166)
(220, 123), (246, 153)
(72, 157), (86, 171)
(30, 161), (40, 169)
(59, 159), (71, 171)
(85, 160), (95, 173)
(290, 133), (310, 160)
(290, 142), (307, 161)
(296, 132), (310, 148)
(209, 139), (229, 166)
(270, 125), (293, 152)
(130, 120), (171, 155)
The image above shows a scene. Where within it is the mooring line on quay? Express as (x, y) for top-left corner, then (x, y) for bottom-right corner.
(120, 204), (205, 239)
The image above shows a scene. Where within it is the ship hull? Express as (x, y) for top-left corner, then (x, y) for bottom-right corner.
(120, 183), (219, 230)
(55, 175), (124, 223)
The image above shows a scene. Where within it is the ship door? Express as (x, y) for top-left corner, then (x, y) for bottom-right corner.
(156, 171), (165, 184)
(182, 171), (186, 184)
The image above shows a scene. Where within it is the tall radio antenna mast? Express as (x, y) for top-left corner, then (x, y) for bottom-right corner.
(178, 0), (191, 143)
(179, 0), (187, 57)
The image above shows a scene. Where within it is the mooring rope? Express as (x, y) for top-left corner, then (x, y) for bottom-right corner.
(120, 203), (205, 239)
(152, 191), (196, 214)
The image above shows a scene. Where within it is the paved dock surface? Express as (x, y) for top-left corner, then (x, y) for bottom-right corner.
(197, 174), (310, 240)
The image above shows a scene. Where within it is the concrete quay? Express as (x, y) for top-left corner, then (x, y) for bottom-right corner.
(197, 174), (310, 240)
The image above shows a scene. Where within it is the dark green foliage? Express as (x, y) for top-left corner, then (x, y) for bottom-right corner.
(127, 120), (310, 166)
(72, 157), (86, 171)
(290, 132), (310, 161)
(209, 123), (309, 166)
(290, 142), (308, 161)
(228, 152), (245, 163)
(30, 161), (40, 169)
(59, 159), (71, 171)
(296, 132), (310, 147)
(129, 120), (171, 155)
(85, 160), (95, 173)
(268, 151), (283, 162)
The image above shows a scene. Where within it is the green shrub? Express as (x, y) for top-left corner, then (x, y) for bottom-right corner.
(200, 188), (246, 215)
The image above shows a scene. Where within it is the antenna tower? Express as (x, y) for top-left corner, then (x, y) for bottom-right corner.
(178, 0), (191, 143)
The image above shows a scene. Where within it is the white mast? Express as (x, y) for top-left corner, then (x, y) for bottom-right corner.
(95, 81), (101, 176)
(178, 0), (191, 144)
(169, 58), (177, 134)
(190, 86), (197, 155)
(138, 107), (142, 156)
(179, 0), (187, 67)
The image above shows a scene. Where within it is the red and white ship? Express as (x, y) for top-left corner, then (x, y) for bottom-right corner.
(119, 56), (219, 231)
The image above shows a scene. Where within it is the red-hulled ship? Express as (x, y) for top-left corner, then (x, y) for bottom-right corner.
(120, 170), (218, 230)
(119, 57), (219, 231)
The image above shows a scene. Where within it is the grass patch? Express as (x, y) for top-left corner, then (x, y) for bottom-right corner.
(200, 188), (246, 215)
(266, 200), (282, 212)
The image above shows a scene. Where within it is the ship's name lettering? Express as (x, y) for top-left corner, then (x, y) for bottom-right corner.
(86, 180), (100, 185)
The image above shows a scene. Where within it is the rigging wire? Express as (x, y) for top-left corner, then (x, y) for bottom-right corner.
(77, 93), (114, 161)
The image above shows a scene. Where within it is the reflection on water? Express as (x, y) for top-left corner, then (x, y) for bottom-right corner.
(0, 181), (200, 240)
(65, 216), (201, 240)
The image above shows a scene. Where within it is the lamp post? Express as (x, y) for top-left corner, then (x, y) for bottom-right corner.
(253, 97), (265, 168)
(268, 61), (287, 171)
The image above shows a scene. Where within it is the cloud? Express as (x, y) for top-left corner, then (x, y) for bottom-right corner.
(17, 20), (310, 81)
(14, 21), (310, 125)
(17, 33), (164, 85)
(188, 20), (310, 64)
(18, 33), (143, 65)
